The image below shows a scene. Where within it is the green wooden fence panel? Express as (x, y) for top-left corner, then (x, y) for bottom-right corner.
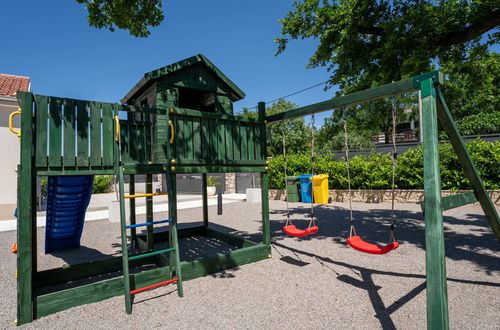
(240, 124), (248, 160)
(34, 95), (48, 167)
(63, 99), (76, 166)
(193, 117), (202, 159)
(101, 103), (114, 166)
(48, 97), (62, 166)
(76, 101), (89, 166)
(89, 101), (102, 166)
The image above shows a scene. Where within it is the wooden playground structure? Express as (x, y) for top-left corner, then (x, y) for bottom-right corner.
(13, 55), (499, 329)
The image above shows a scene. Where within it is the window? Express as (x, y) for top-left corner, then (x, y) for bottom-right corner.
(178, 87), (215, 112)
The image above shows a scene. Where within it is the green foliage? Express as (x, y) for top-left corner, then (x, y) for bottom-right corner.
(456, 112), (500, 136)
(243, 99), (312, 157)
(441, 51), (500, 121)
(269, 139), (500, 191)
(207, 176), (221, 186)
(276, 0), (498, 88)
(93, 175), (114, 194)
(75, 0), (164, 37)
(319, 131), (373, 152)
(40, 175), (114, 198)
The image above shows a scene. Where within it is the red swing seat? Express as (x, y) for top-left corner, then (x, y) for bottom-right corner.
(283, 224), (319, 237)
(347, 235), (399, 255)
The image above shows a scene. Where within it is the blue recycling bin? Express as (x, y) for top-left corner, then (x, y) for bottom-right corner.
(298, 174), (313, 203)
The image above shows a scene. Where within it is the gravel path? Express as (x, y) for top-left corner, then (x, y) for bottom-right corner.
(1, 201), (498, 329)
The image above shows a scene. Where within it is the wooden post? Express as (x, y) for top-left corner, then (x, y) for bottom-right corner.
(118, 168), (132, 314)
(420, 78), (449, 330)
(129, 175), (137, 248)
(258, 102), (270, 247)
(435, 88), (500, 240)
(166, 171), (183, 297)
(202, 173), (208, 227)
(16, 92), (35, 325)
(146, 174), (154, 251)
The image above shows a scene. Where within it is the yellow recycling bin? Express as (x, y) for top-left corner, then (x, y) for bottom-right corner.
(312, 174), (329, 204)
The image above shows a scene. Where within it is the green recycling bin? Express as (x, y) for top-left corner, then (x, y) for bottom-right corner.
(286, 176), (300, 202)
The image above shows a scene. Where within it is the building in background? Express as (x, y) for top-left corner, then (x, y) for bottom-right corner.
(0, 74), (31, 219)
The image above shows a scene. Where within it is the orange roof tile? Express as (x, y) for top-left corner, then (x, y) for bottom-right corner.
(0, 74), (31, 96)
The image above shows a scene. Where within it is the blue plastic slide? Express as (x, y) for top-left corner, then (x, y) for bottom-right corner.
(45, 175), (94, 253)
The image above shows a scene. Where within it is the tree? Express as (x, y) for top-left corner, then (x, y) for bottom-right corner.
(276, 0), (499, 90)
(241, 99), (312, 156)
(276, 1), (499, 140)
(76, 0), (164, 37)
(440, 50), (500, 122)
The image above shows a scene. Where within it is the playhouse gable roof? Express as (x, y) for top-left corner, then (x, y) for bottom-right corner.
(121, 54), (245, 104)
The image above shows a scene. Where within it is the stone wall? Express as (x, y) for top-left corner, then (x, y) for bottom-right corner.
(225, 173), (236, 194)
(269, 189), (500, 205)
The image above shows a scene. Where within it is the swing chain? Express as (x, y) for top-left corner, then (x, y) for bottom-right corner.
(283, 129), (292, 226)
(343, 118), (354, 236)
(390, 97), (397, 242)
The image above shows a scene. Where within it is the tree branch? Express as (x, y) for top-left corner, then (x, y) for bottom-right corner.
(437, 11), (500, 47)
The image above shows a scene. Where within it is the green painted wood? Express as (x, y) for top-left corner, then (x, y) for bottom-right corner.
(76, 101), (90, 166)
(216, 119), (225, 160)
(240, 124), (248, 160)
(145, 114), (152, 162)
(129, 248), (175, 261)
(153, 113), (168, 162)
(166, 171), (184, 297)
(247, 125), (255, 160)
(266, 71), (443, 123)
(129, 175), (137, 246)
(232, 122), (241, 160)
(176, 116), (185, 160)
(173, 107), (260, 123)
(120, 121), (131, 162)
(36, 168), (115, 176)
(202, 173), (208, 227)
(184, 117), (194, 160)
(146, 174), (154, 251)
(101, 103), (114, 166)
(34, 95), (48, 167)
(435, 88), (500, 241)
(48, 97), (62, 166)
(175, 165), (267, 174)
(118, 166), (132, 314)
(89, 101), (102, 166)
(16, 92), (35, 325)
(209, 118), (218, 160)
(63, 99), (76, 166)
(201, 118), (210, 160)
(193, 117), (202, 159)
(420, 192), (478, 213)
(35, 244), (270, 319)
(34, 255), (154, 288)
(225, 122), (233, 160)
(420, 78), (449, 330)
(136, 113), (146, 162)
(122, 163), (166, 175)
(258, 102), (267, 160)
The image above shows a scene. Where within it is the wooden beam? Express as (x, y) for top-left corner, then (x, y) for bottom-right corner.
(420, 192), (478, 213)
(266, 71), (443, 123)
(202, 173), (209, 227)
(421, 78), (449, 330)
(16, 92), (35, 325)
(174, 165), (267, 174)
(435, 88), (500, 241)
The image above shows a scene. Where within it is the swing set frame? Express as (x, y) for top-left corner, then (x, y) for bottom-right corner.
(266, 71), (500, 330)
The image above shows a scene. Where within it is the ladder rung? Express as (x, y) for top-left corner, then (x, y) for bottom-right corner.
(126, 219), (172, 229)
(124, 192), (168, 199)
(128, 248), (175, 261)
(130, 278), (178, 295)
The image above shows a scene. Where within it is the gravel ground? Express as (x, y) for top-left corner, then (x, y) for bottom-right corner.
(1, 201), (499, 329)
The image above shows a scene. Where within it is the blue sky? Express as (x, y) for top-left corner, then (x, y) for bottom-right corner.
(0, 0), (337, 125)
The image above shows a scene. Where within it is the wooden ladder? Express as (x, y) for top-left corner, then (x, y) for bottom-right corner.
(117, 165), (183, 314)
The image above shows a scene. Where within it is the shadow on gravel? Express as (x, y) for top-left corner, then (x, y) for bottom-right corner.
(272, 241), (500, 330)
(269, 204), (500, 273)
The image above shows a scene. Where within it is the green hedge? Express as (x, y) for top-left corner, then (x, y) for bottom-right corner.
(269, 139), (500, 191)
(40, 175), (114, 198)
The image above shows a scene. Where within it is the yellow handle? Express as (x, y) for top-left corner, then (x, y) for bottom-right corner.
(168, 120), (175, 144)
(114, 116), (120, 142)
(9, 108), (22, 139)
